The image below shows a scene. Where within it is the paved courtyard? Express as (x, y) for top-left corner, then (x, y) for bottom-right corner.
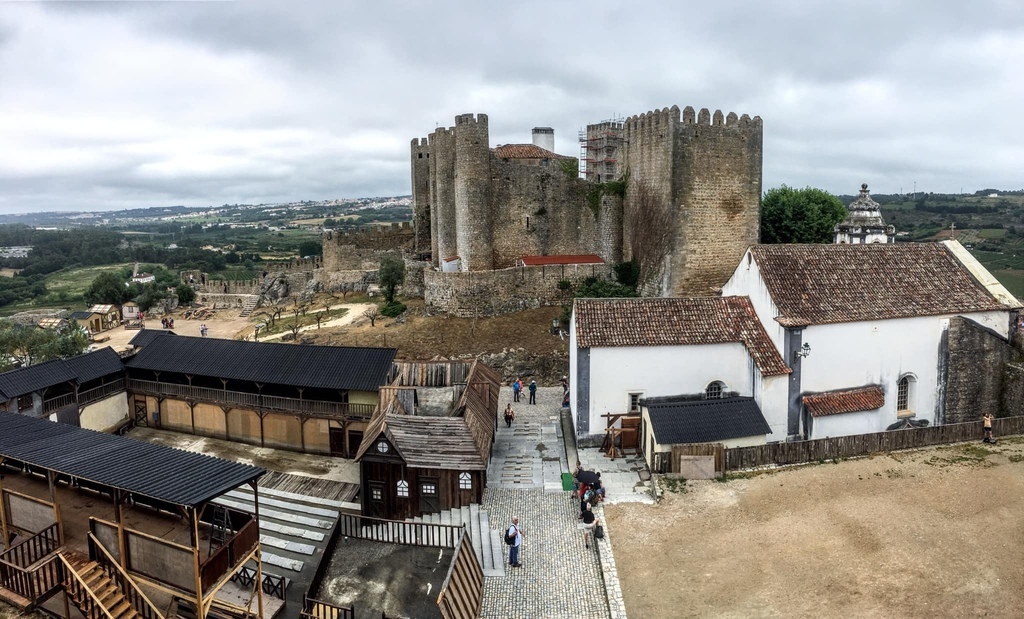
(480, 385), (646, 619)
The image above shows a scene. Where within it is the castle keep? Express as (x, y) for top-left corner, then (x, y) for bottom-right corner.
(411, 105), (763, 298)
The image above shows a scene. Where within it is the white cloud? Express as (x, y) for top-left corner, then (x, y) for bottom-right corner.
(0, 0), (1022, 213)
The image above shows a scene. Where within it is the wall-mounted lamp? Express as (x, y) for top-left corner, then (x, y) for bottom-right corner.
(793, 342), (811, 363)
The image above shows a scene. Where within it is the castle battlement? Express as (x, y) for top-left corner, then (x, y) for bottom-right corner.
(454, 113), (488, 127)
(411, 137), (431, 148)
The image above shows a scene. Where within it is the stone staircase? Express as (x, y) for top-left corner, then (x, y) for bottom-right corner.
(409, 504), (505, 577)
(239, 295), (260, 317)
(62, 553), (140, 619)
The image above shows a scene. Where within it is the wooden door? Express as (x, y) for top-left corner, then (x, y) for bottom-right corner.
(329, 428), (346, 456)
(367, 481), (385, 518)
(419, 478), (440, 514)
(347, 430), (363, 459)
(134, 397), (148, 427)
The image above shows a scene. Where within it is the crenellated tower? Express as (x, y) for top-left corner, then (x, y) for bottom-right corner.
(429, 127), (457, 268)
(453, 113), (492, 271)
(410, 137), (431, 255)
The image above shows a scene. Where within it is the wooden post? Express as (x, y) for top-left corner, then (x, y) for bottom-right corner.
(114, 489), (128, 571)
(190, 507), (205, 619)
(251, 481), (264, 619)
(0, 458), (10, 551)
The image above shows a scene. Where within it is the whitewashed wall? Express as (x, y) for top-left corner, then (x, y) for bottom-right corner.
(721, 254), (785, 352)
(585, 342), (753, 436)
(80, 393), (129, 432)
(812, 409), (881, 439)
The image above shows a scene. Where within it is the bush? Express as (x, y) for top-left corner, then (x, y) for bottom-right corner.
(380, 301), (406, 318)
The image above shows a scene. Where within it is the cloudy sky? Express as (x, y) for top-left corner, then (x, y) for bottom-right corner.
(1, 1), (1021, 213)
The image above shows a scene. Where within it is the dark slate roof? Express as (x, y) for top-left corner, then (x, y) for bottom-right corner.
(749, 243), (1014, 327)
(574, 296), (790, 376)
(0, 349), (125, 399)
(126, 335), (396, 392)
(69, 311), (95, 320)
(64, 348), (125, 384)
(0, 359), (77, 400)
(0, 413), (264, 507)
(645, 396), (771, 445)
(128, 329), (177, 348)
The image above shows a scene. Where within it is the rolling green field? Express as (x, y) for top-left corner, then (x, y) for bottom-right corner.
(0, 263), (132, 317)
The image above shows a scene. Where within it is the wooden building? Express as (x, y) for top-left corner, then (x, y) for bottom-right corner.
(0, 413), (269, 619)
(0, 348), (129, 431)
(125, 334), (396, 456)
(356, 360), (500, 520)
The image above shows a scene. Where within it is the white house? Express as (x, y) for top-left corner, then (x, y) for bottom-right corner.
(722, 240), (1020, 440)
(569, 296), (791, 444)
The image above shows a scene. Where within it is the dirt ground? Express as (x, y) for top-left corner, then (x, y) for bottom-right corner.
(606, 439), (1024, 619)
(95, 308), (254, 352)
(306, 299), (566, 359)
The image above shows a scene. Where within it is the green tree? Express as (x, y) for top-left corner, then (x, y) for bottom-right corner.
(760, 185), (847, 244)
(84, 271), (130, 305)
(378, 255), (405, 304)
(298, 240), (322, 258)
(0, 321), (88, 369)
(176, 284), (196, 305)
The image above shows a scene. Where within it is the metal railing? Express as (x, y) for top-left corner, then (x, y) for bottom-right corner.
(336, 514), (463, 549)
(127, 379), (375, 419)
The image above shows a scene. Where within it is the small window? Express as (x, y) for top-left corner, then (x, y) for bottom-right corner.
(525, 216), (530, 229)
(897, 375), (915, 413)
(17, 394), (33, 411)
(396, 480), (409, 497)
(371, 487), (383, 501)
(705, 381), (724, 399)
(422, 483), (437, 495)
(628, 392), (643, 413)
(459, 472), (472, 490)
(418, 153), (423, 159)
(540, 159), (549, 167)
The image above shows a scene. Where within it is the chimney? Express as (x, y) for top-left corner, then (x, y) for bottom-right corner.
(532, 127), (554, 153)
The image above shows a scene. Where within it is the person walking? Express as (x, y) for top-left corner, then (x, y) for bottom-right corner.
(580, 504), (599, 549)
(507, 517), (523, 567)
(528, 380), (537, 405)
(983, 412), (995, 443)
(504, 404), (515, 428)
(512, 377), (522, 403)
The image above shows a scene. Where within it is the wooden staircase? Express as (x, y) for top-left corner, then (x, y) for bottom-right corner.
(63, 552), (139, 619)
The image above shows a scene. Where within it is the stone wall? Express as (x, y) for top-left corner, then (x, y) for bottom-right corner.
(424, 263), (613, 317)
(454, 113), (493, 270)
(411, 137), (432, 254)
(943, 316), (1022, 422)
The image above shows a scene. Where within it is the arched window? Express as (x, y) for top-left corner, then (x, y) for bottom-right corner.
(705, 381), (724, 399)
(897, 375), (916, 414)
(396, 480), (409, 497)
(459, 472), (472, 490)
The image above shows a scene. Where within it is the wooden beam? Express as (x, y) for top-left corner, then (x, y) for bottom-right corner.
(190, 507), (205, 619)
(114, 489), (128, 571)
(0, 458), (10, 551)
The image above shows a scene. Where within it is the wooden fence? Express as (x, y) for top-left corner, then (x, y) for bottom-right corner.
(436, 529), (484, 619)
(724, 416), (1024, 472)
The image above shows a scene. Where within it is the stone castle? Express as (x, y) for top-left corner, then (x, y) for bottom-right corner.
(410, 105), (763, 297)
(319, 105), (763, 315)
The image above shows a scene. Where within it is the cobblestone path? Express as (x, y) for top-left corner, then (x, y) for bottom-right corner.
(481, 387), (610, 619)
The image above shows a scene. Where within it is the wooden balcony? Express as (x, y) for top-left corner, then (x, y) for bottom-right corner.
(126, 379), (375, 420)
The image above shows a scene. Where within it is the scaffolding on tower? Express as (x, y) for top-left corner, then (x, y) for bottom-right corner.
(579, 116), (625, 181)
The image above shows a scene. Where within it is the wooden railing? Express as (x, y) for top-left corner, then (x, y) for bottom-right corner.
(229, 565), (287, 600)
(0, 523), (63, 605)
(42, 393), (75, 414)
(199, 517), (260, 592)
(126, 379), (375, 419)
(60, 554), (115, 619)
(725, 415), (1024, 472)
(88, 534), (164, 619)
(301, 595), (355, 619)
(335, 513), (463, 548)
(79, 379), (127, 406)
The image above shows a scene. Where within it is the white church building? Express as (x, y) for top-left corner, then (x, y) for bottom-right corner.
(570, 240), (1020, 444)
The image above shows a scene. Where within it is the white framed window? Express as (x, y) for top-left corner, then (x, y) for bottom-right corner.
(459, 472), (472, 490)
(628, 392), (644, 413)
(705, 381), (725, 399)
(897, 374), (916, 414)
(371, 487), (382, 501)
(396, 480), (409, 497)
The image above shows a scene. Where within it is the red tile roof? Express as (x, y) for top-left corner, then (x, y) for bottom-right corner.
(493, 144), (565, 159)
(750, 243), (1014, 327)
(803, 385), (885, 417)
(574, 296), (790, 377)
(521, 254), (605, 266)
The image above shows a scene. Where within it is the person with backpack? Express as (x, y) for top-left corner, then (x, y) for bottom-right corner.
(528, 380), (537, 405)
(580, 503), (599, 549)
(512, 377), (522, 403)
(505, 516), (523, 567)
